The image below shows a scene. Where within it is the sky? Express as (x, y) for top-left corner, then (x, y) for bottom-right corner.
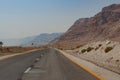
(0, 0), (120, 39)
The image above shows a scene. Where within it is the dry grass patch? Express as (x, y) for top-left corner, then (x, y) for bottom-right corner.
(0, 46), (40, 54)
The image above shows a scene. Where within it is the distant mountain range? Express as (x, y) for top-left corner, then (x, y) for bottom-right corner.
(0, 33), (63, 46)
(21, 33), (63, 46)
(0, 36), (35, 46)
(55, 4), (120, 49)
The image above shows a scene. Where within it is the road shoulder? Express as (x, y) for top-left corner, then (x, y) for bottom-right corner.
(0, 49), (41, 61)
(58, 49), (120, 80)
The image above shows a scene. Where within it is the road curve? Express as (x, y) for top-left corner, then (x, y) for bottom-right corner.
(22, 48), (99, 80)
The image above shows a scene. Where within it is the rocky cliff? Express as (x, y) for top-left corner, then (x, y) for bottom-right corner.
(56, 4), (120, 49)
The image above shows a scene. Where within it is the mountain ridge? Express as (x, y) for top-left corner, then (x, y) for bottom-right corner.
(55, 4), (120, 49)
(0, 33), (63, 46)
(21, 33), (63, 46)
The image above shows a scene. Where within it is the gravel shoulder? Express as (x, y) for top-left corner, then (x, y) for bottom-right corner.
(60, 50), (120, 80)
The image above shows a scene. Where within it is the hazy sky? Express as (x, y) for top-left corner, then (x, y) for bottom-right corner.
(0, 0), (120, 39)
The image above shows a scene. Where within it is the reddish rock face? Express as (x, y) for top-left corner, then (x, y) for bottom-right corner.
(55, 4), (120, 49)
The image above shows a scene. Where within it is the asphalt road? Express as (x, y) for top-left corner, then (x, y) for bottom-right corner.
(22, 48), (99, 80)
(0, 48), (99, 80)
(0, 50), (44, 80)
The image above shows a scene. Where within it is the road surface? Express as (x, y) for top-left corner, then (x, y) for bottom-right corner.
(0, 48), (99, 80)
(0, 50), (44, 80)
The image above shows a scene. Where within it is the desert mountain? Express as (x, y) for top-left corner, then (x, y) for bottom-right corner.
(22, 33), (63, 46)
(0, 36), (35, 46)
(1, 33), (63, 46)
(55, 4), (120, 49)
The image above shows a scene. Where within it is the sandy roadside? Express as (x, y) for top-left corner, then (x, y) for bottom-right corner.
(0, 49), (41, 61)
(58, 49), (120, 80)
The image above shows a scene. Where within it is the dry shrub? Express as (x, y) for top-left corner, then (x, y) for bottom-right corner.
(81, 49), (87, 53)
(86, 47), (94, 52)
(104, 47), (113, 53)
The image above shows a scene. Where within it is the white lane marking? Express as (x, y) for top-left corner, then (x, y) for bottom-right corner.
(24, 67), (32, 73)
(36, 58), (40, 61)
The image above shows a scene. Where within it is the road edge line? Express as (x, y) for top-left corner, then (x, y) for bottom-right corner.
(56, 49), (104, 80)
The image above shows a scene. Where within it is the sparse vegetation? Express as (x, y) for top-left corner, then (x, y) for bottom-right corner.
(81, 47), (94, 53)
(104, 46), (113, 53)
(95, 44), (102, 51)
(76, 45), (82, 48)
(86, 47), (94, 52)
(0, 41), (3, 47)
(59, 48), (63, 50)
(31, 43), (34, 46)
(81, 49), (87, 53)
(116, 59), (119, 62)
(98, 44), (102, 47)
